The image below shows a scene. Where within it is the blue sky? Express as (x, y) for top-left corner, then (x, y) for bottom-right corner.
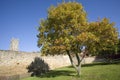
(0, 0), (120, 52)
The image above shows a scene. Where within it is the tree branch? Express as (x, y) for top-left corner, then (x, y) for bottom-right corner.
(80, 50), (87, 62)
(75, 53), (80, 66)
(66, 50), (78, 71)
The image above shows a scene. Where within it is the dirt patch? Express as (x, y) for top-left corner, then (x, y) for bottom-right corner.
(0, 64), (31, 80)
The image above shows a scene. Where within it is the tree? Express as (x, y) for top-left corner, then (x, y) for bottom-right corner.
(88, 18), (118, 55)
(89, 19), (119, 61)
(99, 38), (120, 61)
(118, 39), (120, 53)
(37, 2), (118, 76)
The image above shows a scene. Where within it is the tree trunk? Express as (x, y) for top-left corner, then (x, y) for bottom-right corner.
(66, 50), (87, 76)
(66, 50), (83, 76)
(77, 63), (81, 76)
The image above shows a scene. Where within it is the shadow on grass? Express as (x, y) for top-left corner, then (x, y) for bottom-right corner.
(42, 61), (120, 78)
(40, 69), (75, 78)
(27, 57), (76, 78)
(29, 60), (120, 78)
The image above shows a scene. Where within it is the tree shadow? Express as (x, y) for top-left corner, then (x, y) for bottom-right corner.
(27, 57), (75, 78)
(40, 69), (75, 78)
(27, 57), (49, 77)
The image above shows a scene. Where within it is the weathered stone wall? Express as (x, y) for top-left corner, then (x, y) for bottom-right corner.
(0, 50), (104, 80)
(0, 50), (71, 77)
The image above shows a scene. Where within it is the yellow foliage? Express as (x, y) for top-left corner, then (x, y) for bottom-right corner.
(37, 2), (118, 55)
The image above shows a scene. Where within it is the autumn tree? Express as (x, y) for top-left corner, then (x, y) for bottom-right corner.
(118, 38), (120, 53)
(37, 2), (118, 76)
(88, 18), (118, 55)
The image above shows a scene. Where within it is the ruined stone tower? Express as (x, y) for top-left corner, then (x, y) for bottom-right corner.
(10, 38), (19, 51)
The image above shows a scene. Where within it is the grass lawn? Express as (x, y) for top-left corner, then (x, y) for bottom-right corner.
(22, 62), (120, 80)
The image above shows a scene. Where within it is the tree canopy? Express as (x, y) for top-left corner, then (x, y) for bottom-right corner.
(37, 2), (118, 55)
(38, 2), (87, 55)
(37, 2), (119, 75)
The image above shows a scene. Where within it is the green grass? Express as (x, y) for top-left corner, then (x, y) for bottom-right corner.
(22, 62), (120, 80)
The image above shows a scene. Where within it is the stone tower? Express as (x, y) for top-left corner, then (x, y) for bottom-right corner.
(10, 38), (19, 51)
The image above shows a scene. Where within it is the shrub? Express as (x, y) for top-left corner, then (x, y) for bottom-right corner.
(27, 57), (49, 76)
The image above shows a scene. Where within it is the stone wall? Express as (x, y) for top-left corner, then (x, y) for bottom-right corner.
(0, 50), (103, 80)
(0, 50), (71, 77)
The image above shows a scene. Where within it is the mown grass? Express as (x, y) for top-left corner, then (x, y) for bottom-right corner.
(22, 62), (120, 80)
